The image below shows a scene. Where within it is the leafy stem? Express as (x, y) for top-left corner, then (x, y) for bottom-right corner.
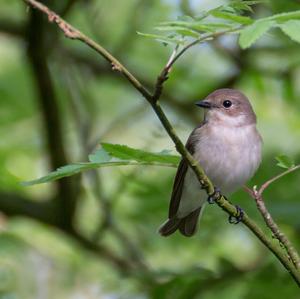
(152, 26), (241, 102)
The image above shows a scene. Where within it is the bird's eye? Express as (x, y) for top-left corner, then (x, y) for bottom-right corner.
(222, 100), (232, 108)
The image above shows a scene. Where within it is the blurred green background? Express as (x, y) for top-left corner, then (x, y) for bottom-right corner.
(1, 0), (300, 298)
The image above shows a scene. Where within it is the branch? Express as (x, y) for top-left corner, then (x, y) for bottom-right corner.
(248, 165), (300, 269)
(150, 100), (300, 285)
(23, 0), (152, 101)
(0, 192), (58, 226)
(0, 19), (24, 37)
(152, 27), (241, 102)
(22, 0), (300, 286)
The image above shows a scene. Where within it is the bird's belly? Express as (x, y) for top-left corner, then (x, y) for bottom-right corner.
(193, 125), (262, 194)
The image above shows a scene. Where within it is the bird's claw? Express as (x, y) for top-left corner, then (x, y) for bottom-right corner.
(228, 205), (244, 224)
(207, 187), (221, 204)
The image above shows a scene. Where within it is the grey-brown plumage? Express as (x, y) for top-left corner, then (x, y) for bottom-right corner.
(159, 89), (262, 237)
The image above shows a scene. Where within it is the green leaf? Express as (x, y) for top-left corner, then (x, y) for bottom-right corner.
(275, 154), (295, 169)
(21, 163), (97, 186)
(279, 20), (300, 43)
(239, 20), (275, 49)
(211, 11), (253, 25)
(227, 0), (262, 13)
(267, 10), (300, 23)
(211, 0), (262, 15)
(136, 32), (185, 45)
(101, 143), (180, 164)
(160, 21), (233, 32)
(155, 26), (200, 38)
(21, 144), (180, 186)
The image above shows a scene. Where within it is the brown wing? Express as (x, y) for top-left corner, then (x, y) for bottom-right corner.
(168, 123), (204, 218)
(168, 158), (188, 217)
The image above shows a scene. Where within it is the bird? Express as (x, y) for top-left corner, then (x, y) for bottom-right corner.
(159, 88), (262, 237)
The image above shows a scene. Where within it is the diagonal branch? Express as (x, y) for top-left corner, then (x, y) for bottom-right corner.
(22, 0), (300, 286)
(23, 0), (152, 100)
(248, 165), (300, 269)
(253, 190), (300, 269)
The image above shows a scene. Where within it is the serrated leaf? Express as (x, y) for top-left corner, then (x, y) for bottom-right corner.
(88, 148), (111, 163)
(211, 11), (253, 25)
(210, 0), (261, 16)
(227, 1), (262, 13)
(239, 20), (274, 49)
(155, 26), (200, 38)
(279, 20), (300, 43)
(137, 32), (184, 45)
(101, 143), (180, 164)
(159, 21), (233, 33)
(275, 154), (295, 169)
(267, 10), (300, 23)
(22, 144), (180, 186)
(21, 163), (97, 186)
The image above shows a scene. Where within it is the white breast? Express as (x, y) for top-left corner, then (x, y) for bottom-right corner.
(193, 124), (262, 194)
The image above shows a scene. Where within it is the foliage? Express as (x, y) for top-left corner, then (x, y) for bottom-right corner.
(139, 0), (300, 50)
(1, 0), (300, 298)
(276, 154), (295, 169)
(22, 143), (179, 185)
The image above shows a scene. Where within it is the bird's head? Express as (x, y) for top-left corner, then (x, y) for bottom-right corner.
(195, 88), (257, 127)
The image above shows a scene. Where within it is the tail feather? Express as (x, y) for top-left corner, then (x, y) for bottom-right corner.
(178, 208), (201, 237)
(159, 207), (202, 237)
(159, 218), (181, 236)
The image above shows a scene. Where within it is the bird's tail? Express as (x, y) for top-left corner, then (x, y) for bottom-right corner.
(158, 207), (202, 237)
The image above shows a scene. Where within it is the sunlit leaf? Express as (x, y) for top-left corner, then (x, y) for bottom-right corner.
(159, 21), (233, 33)
(279, 20), (300, 43)
(101, 143), (180, 164)
(227, 0), (262, 13)
(211, 11), (253, 25)
(275, 154), (295, 169)
(267, 10), (300, 23)
(239, 20), (274, 49)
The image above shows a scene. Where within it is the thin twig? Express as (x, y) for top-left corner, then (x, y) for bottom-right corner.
(152, 27), (241, 102)
(23, 0), (300, 286)
(252, 189), (300, 269)
(249, 165), (300, 269)
(259, 165), (300, 196)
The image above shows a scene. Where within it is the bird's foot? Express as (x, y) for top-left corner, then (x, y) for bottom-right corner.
(228, 205), (244, 224)
(207, 187), (221, 204)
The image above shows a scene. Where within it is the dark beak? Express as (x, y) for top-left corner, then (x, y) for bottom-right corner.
(195, 100), (212, 109)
